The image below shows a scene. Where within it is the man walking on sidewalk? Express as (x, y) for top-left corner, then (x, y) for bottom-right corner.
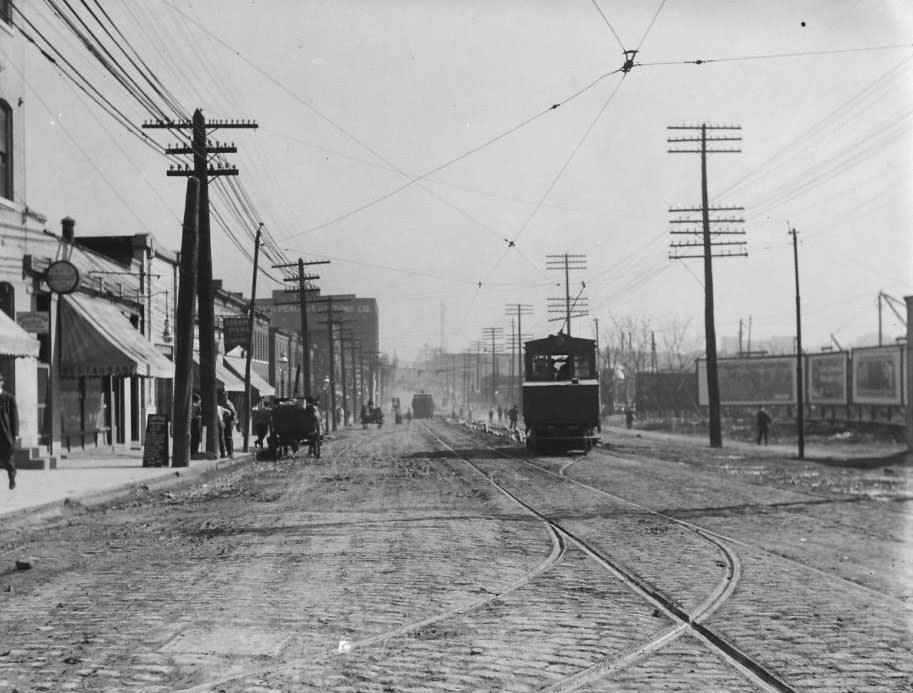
(756, 406), (772, 445)
(0, 374), (19, 490)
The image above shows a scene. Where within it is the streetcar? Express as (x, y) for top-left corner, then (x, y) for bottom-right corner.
(411, 392), (435, 419)
(522, 332), (601, 453)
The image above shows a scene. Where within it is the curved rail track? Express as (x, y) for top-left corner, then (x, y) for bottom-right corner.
(424, 421), (796, 693)
(545, 432), (913, 611)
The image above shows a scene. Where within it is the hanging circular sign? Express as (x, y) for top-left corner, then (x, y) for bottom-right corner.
(45, 260), (80, 294)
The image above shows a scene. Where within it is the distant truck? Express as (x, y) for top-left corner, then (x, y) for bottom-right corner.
(411, 393), (435, 419)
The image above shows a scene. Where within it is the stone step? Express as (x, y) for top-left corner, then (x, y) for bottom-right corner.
(13, 446), (57, 470)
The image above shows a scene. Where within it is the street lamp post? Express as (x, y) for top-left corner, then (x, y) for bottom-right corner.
(322, 376), (330, 434)
(279, 353), (288, 399)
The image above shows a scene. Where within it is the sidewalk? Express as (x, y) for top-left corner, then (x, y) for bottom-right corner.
(601, 423), (910, 467)
(0, 444), (254, 520)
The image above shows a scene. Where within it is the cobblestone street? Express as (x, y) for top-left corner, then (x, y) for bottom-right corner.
(0, 421), (910, 692)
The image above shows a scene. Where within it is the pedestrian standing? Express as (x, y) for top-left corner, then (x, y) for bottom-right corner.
(252, 399), (271, 448)
(0, 374), (19, 490)
(219, 392), (237, 458)
(624, 406), (635, 429)
(508, 404), (518, 430)
(190, 393), (202, 454)
(756, 406), (772, 445)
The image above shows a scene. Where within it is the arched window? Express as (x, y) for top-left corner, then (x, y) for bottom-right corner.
(0, 282), (13, 319)
(0, 100), (11, 200)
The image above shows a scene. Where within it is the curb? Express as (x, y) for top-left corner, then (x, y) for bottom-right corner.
(0, 453), (255, 526)
(600, 425), (907, 467)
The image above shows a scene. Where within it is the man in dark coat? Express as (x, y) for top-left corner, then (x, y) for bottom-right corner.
(756, 406), (772, 445)
(0, 374), (19, 490)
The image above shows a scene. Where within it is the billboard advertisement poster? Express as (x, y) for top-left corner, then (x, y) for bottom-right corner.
(697, 357), (796, 406)
(852, 346), (903, 405)
(807, 352), (848, 405)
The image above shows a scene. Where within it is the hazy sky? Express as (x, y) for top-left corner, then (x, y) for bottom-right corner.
(16, 0), (913, 359)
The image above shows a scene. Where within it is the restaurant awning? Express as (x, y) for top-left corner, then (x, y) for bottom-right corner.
(192, 355), (246, 393)
(61, 294), (175, 379)
(0, 310), (40, 358)
(222, 354), (276, 397)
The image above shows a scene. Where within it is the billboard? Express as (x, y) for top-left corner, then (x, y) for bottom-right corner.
(852, 346), (903, 405)
(807, 352), (848, 405)
(697, 356), (796, 406)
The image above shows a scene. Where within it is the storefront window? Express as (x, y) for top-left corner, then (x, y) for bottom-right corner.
(60, 378), (82, 434)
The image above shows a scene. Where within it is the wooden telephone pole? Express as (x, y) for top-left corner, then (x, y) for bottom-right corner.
(481, 327), (504, 407)
(505, 304), (532, 406)
(144, 110), (257, 457)
(546, 254), (587, 336)
(316, 297), (345, 430)
(791, 227), (805, 459)
(668, 123), (745, 449)
(242, 223), (263, 453)
(272, 258), (329, 397)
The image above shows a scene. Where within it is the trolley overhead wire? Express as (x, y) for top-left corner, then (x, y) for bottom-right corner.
(587, 0), (627, 53)
(635, 42), (913, 68)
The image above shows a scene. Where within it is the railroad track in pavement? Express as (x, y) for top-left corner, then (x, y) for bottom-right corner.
(423, 420), (796, 693)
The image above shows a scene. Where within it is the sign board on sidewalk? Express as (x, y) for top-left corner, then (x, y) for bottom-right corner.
(142, 413), (170, 467)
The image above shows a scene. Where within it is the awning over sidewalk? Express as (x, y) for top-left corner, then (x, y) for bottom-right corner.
(222, 354), (276, 397)
(192, 355), (246, 393)
(0, 310), (40, 358)
(60, 294), (175, 379)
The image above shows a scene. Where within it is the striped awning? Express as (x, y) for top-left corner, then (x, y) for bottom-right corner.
(222, 354), (276, 397)
(0, 310), (40, 358)
(60, 294), (174, 378)
(192, 354), (246, 393)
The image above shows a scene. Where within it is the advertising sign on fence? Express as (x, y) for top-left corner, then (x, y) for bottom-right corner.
(852, 346), (903, 405)
(807, 352), (848, 405)
(697, 356), (796, 406)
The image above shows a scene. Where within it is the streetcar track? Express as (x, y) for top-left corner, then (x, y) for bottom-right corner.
(346, 523), (567, 652)
(474, 424), (913, 611)
(174, 427), (574, 692)
(428, 422), (794, 693)
(548, 441), (913, 611)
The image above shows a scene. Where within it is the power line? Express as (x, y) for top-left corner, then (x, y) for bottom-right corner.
(588, 0), (627, 52)
(635, 0), (668, 51)
(635, 42), (913, 68)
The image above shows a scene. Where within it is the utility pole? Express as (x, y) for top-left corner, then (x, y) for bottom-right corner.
(169, 177), (199, 467)
(242, 222), (263, 452)
(668, 123), (745, 448)
(651, 331), (657, 372)
(505, 303), (532, 407)
(791, 227), (805, 459)
(338, 328), (352, 426)
(546, 254), (587, 336)
(272, 258), (329, 397)
(482, 327), (504, 407)
(316, 297), (344, 431)
(145, 110), (257, 457)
